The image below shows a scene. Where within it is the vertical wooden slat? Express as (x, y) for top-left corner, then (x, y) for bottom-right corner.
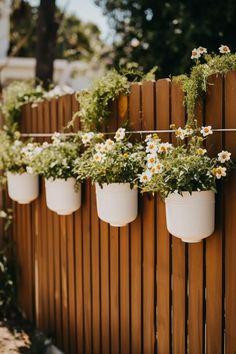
(43, 99), (55, 335)
(74, 206), (85, 354)
(171, 81), (187, 354)
(50, 98), (63, 348)
(31, 102), (40, 328)
(188, 102), (204, 354)
(63, 95), (77, 354)
(35, 102), (46, 331)
(83, 182), (92, 354)
(129, 83), (142, 354)
(224, 70), (236, 354)
(24, 104), (34, 321)
(60, 215), (69, 353)
(100, 221), (110, 354)
(142, 80), (156, 354)
(91, 184), (101, 354)
(118, 94), (130, 354)
(110, 226), (120, 354)
(156, 79), (171, 354)
(205, 75), (223, 354)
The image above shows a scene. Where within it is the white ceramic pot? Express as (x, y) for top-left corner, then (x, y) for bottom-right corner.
(45, 177), (81, 215)
(95, 182), (138, 227)
(165, 190), (215, 243)
(7, 171), (39, 204)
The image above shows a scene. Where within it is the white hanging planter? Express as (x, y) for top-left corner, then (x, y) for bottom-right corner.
(7, 171), (39, 204)
(165, 190), (215, 243)
(95, 182), (138, 227)
(45, 177), (81, 215)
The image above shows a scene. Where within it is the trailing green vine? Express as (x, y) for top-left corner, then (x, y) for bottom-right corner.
(71, 66), (157, 131)
(0, 80), (73, 133)
(174, 45), (236, 126)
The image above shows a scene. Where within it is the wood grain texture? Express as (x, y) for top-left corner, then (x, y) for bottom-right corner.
(171, 81), (187, 354)
(224, 71), (236, 354)
(156, 79), (171, 354)
(205, 75), (223, 354)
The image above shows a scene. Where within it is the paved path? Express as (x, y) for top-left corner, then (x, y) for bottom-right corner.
(0, 321), (30, 353)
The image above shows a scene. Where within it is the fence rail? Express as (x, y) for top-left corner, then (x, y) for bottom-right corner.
(8, 74), (236, 354)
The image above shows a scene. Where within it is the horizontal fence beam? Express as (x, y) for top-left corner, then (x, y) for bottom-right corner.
(20, 128), (236, 138)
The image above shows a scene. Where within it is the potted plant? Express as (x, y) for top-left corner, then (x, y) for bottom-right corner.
(32, 132), (82, 215)
(140, 126), (232, 242)
(74, 128), (145, 227)
(0, 130), (41, 204)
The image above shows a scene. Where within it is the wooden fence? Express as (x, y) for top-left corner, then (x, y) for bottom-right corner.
(9, 72), (236, 354)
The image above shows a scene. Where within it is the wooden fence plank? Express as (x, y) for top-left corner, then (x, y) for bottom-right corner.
(91, 184), (101, 354)
(43, 99), (55, 335)
(156, 79), (171, 354)
(74, 206), (85, 354)
(141, 80), (156, 354)
(188, 102), (204, 354)
(129, 83), (142, 354)
(50, 98), (63, 348)
(100, 221), (110, 354)
(110, 226), (120, 354)
(224, 70), (236, 354)
(171, 81), (187, 354)
(205, 75), (223, 354)
(83, 182), (92, 354)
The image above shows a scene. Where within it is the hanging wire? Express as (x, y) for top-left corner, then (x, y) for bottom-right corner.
(20, 128), (236, 138)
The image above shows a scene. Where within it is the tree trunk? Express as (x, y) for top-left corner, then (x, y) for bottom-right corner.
(35, 0), (58, 89)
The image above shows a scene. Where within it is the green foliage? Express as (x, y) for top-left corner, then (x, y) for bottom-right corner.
(174, 50), (236, 124)
(72, 67), (157, 131)
(140, 126), (232, 198)
(31, 133), (82, 180)
(0, 130), (41, 174)
(0, 209), (15, 318)
(0, 81), (46, 131)
(95, 0), (236, 77)
(74, 129), (146, 186)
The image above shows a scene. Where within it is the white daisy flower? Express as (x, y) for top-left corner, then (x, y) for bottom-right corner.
(145, 134), (153, 142)
(197, 46), (207, 54)
(175, 127), (186, 140)
(104, 139), (115, 150)
(158, 142), (172, 153)
(219, 45), (230, 54)
(139, 169), (153, 183)
(146, 154), (156, 168)
(212, 166), (227, 179)
(82, 132), (95, 145)
(200, 126), (213, 137)
(146, 141), (158, 154)
(151, 163), (164, 174)
(95, 143), (106, 153)
(114, 128), (126, 141)
(191, 48), (201, 59)
(218, 150), (231, 163)
(93, 153), (106, 163)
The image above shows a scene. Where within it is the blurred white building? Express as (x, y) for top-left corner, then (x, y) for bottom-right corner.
(0, 0), (11, 59)
(0, 0), (104, 90)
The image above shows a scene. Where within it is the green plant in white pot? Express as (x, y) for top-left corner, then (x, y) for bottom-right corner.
(0, 130), (41, 204)
(74, 128), (146, 227)
(32, 133), (82, 215)
(140, 126), (232, 242)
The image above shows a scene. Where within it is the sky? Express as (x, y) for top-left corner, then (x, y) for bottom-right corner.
(28, 0), (110, 40)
